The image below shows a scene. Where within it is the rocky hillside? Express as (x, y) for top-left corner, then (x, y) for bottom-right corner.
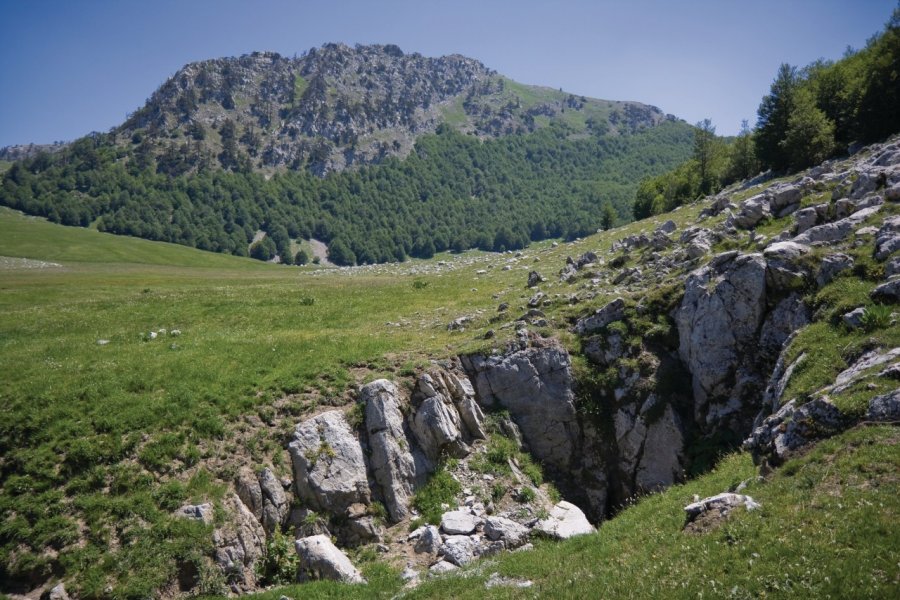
(117, 44), (673, 174)
(123, 136), (900, 595)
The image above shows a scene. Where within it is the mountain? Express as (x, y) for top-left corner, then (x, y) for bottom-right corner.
(0, 44), (695, 265)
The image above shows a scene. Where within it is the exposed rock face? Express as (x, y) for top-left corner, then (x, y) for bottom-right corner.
(462, 343), (581, 470)
(295, 535), (366, 584)
(743, 397), (847, 465)
(288, 410), (370, 514)
(683, 493), (760, 533)
(535, 501), (595, 539)
(763, 241), (812, 291)
(362, 379), (423, 522)
(676, 252), (767, 429)
(212, 494), (266, 590)
(235, 467), (289, 534)
(410, 376), (470, 461)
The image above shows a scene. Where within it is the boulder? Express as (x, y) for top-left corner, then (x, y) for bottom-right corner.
(574, 297), (626, 335)
(362, 379), (421, 522)
(656, 219), (677, 234)
(440, 510), (479, 535)
(410, 369), (485, 462)
(868, 389), (900, 421)
(872, 278), (900, 303)
(429, 560), (459, 575)
(830, 348), (900, 394)
(288, 411), (370, 514)
(793, 206), (820, 234)
(535, 501), (594, 539)
(526, 271), (544, 288)
(439, 535), (477, 566)
(461, 344), (581, 470)
(843, 307), (867, 329)
(885, 256), (900, 279)
(770, 185), (802, 211)
(676, 253), (767, 426)
(816, 253), (854, 288)
(730, 194), (771, 229)
(295, 535), (365, 584)
(413, 525), (442, 555)
(483, 516), (530, 548)
(875, 215), (900, 260)
(763, 241), (812, 291)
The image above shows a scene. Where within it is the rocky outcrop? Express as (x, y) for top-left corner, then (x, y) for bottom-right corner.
(212, 494), (266, 590)
(295, 535), (366, 583)
(462, 343), (580, 470)
(676, 252), (767, 429)
(288, 410), (370, 514)
(683, 493), (760, 533)
(235, 467), (289, 534)
(362, 379), (424, 522)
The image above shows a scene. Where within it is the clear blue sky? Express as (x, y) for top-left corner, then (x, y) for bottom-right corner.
(0, 0), (895, 146)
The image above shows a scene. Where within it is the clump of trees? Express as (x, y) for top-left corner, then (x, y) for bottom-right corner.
(634, 7), (899, 219)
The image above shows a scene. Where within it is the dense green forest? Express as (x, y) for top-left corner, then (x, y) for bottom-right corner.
(633, 8), (900, 219)
(0, 121), (692, 265)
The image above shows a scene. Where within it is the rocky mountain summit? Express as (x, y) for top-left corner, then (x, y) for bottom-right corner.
(156, 137), (900, 594)
(117, 43), (673, 175)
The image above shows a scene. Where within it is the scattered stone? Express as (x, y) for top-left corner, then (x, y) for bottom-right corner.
(484, 516), (530, 548)
(867, 389), (900, 421)
(176, 503), (214, 524)
(875, 215), (900, 260)
(656, 220), (677, 234)
(440, 510), (479, 535)
(871, 278), (900, 303)
(96, 339), (109, 345)
(526, 271), (544, 288)
(414, 525), (443, 555)
(47, 583), (69, 600)
(429, 560), (459, 575)
(843, 307), (867, 330)
(816, 253), (854, 288)
(295, 535), (366, 584)
(439, 535), (477, 566)
(535, 501), (594, 539)
(485, 572), (534, 589)
(683, 493), (760, 533)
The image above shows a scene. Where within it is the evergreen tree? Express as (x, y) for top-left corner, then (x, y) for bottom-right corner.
(756, 63), (799, 171)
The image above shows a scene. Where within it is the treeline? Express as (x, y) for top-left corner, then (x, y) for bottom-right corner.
(0, 121), (693, 265)
(634, 8), (900, 219)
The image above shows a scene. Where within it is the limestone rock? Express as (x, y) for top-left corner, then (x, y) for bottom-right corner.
(868, 389), (900, 421)
(730, 193), (771, 229)
(213, 493), (266, 589)
(744, 397), (846, 465)
(527, 271), (544, 287)
(414, 525), (442, 555)
(429, 560), (459, 574)
(875, 215), (900, 260)
(683, 492), (760, 532)
(288, 411), (370, 514)
(362, 379), (420, 522)
(461, 344), (581, 470)
(535, 501), (594, 539)
(816, 253), (854, 288)
(793, 205), (881, 245)
(176, 503), (214, 525)
(47, 583), (69, 600)
(295, 534), (366, 584)
(759, 294), (811, 358)
(439, 535), (477, 566)
(676, 253), (767, 426)
(483, 516), (530, 548)
(843, 307), (867, 329)
(657, 219), (677, 234)
(763, 241), (812, 291)
(871, 278), (900, 303)
(259, 468), (289, 533)
(574, 297), (626, 335)
(441, 510), (479, 535)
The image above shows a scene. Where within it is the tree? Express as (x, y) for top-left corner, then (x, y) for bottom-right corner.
(249, 237), (276, 261)
(693, 119), (720, 195)
(726, 120), (760, 182)
(600, 203), (616, 230)
(756, 63), (799, 171)
(782, 87), (836, 170)
(295, 249), (310, 265)
(327, 238), (356, 266)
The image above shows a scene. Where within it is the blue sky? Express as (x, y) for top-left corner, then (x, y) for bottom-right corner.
(0, 0), (895, 146)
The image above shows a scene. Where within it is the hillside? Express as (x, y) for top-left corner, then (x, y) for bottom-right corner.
(2, 130), (899, 599)
(0, 44), (695, 266)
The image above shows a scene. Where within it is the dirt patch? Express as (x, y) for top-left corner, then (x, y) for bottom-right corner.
(0, 256), (63, 270)
(308, 238), (333, 266)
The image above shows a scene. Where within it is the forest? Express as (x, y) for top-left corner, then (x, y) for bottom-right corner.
(0, 120), (692, 265)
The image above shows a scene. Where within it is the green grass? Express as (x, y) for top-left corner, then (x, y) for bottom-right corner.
(403, 426), (899, 599)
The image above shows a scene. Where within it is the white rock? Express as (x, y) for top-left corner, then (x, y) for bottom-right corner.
(295, 534), (366, 583)
(535, 501), (594, 539)
(441, 510), (479, 535)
